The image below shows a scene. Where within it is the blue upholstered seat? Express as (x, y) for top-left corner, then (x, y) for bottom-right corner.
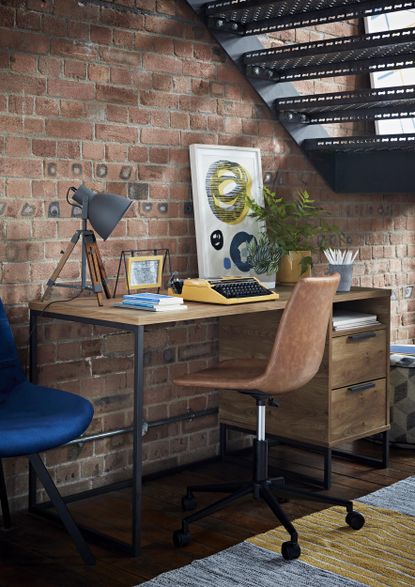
(0, 380), (93, 458)
(0, 299), (95, 564)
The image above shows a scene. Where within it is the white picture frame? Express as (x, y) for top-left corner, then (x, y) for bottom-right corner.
(189, 144), (265, 280)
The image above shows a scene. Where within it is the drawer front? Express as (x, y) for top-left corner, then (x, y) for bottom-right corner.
(330, 379), (387, 442)
(331, 329), (387, 389)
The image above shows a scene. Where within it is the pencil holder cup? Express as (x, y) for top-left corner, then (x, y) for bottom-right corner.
(328, 264), (353, 292)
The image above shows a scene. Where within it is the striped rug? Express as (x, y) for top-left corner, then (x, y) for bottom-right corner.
(142, 476), (415, 586)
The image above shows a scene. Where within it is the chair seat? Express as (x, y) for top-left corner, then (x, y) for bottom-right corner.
(0, 381), (94, 457)
(174, 358), (267, 389)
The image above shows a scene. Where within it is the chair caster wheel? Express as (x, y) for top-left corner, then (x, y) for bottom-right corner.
(281, 540), (301, 560)
(182, 494), (197, 511)
(173, 529), (192, 547)
(346, 510), (365, 530)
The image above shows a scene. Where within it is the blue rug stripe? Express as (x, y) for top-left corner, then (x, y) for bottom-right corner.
(357, 475), (415, 517)
(142, 541), (366, 586)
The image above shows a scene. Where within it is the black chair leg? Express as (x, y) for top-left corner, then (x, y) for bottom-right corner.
(273, 485), (353, 514)
(29, 454), (95, 566)
(0, 459), (11, 529)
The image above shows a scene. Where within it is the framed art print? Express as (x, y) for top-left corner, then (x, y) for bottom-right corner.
(126, 255), (164, 291)
(189, 144), (264, 279)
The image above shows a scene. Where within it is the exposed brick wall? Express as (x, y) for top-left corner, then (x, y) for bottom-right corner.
(0, 0), (414, 510)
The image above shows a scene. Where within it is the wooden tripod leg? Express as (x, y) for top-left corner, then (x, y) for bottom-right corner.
(85, 241), (104, 306)
(41, 232), (81, 301)
(91, 240), (112, 299)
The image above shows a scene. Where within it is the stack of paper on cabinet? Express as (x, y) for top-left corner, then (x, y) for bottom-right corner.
(332, 310), (381, 331)
(115, 293), (187, 312)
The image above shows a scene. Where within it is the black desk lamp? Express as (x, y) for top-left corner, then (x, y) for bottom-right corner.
(42, 184), (132, 305)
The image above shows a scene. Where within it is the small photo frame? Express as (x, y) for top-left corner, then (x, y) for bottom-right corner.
(126, 255), (164, 291)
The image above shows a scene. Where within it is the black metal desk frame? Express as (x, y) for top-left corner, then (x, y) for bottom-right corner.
(29, 309), (144, 556)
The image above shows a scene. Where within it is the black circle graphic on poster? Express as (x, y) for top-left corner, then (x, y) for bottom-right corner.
(210, 230), (224, 251)
(230, 231), (254, 272)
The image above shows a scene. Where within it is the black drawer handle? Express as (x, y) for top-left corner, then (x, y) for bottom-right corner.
(347, 382), (376, 393)
(347, 332), (377, 342)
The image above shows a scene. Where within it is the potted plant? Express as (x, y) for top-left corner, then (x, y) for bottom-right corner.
(248, 188), (341, 284)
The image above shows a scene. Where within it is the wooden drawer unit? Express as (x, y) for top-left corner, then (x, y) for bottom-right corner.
(219, 287), (391, 449)
(331, 328), (387, 389)
(330, 378), (387, 442)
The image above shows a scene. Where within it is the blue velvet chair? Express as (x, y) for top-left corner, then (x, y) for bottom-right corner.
(0, 299), (95, 565)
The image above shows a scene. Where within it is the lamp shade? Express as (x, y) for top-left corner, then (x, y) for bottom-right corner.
(72, 185), (132, 240)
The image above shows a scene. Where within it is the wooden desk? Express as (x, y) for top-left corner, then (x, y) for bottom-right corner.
(29, 286), (390, 555)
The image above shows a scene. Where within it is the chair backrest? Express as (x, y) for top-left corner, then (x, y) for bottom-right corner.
(256, 274), (340, 394)
(0, 299), (26, 395)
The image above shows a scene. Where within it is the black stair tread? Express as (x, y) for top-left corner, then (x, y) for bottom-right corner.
(275, 85), (415, 123)
(204, 0), (415, 35)
(244, 27), (415, 82)
(303, 133), (415, 152)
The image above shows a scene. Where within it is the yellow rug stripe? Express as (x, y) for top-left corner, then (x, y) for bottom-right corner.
(248, 503), (415, 587)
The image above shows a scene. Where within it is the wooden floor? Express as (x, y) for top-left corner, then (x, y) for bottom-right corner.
(1, 441), (414, 587)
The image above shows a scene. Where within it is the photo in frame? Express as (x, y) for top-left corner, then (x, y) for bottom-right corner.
(126, 255), (164, 291)
(189, 144), (265, 279)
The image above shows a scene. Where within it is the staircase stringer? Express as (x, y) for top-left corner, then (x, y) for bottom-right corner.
(185, 0), (329, 149)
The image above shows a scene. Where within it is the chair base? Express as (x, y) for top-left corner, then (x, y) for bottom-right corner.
(173, 477), (365, 560)
(28, 454), (95, 566)
(0, 459), (11, 529)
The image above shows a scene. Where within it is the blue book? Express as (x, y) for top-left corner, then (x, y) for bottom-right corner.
(114, 302), (187, 312)
(123, 293), (183, 305)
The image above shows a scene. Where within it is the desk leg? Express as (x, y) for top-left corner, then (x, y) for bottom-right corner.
(29, 310), (38, 385)
(132, 325), (144, 556)
(28, 310), (39, 511)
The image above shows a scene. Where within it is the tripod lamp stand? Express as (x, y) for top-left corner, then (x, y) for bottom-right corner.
(42, 184), (132, 306)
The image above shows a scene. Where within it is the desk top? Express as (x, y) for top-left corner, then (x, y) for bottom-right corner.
(29, 287), (390, 328)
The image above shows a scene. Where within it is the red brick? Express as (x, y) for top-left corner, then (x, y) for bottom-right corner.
(0, 6), (14, 28)
(143, 53), (182, 74)
(0, 157), (42, 178)
(8, 96), (34, 114)
(96, 84), (138, 105)
(6, 137), (30, 157)
(83, 142), (105, 161)
(38, 56), (62, 77)
(42, 14), (66, 37)
(141, 128), (179, 146)
(56, 141), (81, 159)
(90, 25), (112, 45)
(0, 30), (49, 54)
(32, 139), (57, 157)
(1, 71), (46, 95)
(6, 179), (31, 198)
(99, 47), (141, 67)
(46, 120), (92, 139)
(96, 123), (137, 143)
(60, 99), (86, 118)
(88, 63), (110, 82)
(51, 38), (98, 61)
(48, 79), (95, 100)
(16, 9), (42, 31)
(35, 97), (59, 116)
(10, 54), (37, 74)
(64, 59), (87, 79)
(128, 146), (148, 162)
(105, 143), (127, 161)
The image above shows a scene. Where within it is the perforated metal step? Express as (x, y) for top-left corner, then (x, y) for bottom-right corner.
(205, 0), (415, 35)
(275, 86), (415, 124)
(303, 133), (415, 152)
(244, 27), (415, 82)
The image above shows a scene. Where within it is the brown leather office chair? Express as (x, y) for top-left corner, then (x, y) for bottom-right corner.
(172, 274), (365, 560)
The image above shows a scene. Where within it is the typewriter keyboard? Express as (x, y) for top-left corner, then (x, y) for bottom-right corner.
(211, 278), (273, 299)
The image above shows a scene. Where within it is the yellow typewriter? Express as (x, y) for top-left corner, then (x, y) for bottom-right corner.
(170, 277), (278, 305)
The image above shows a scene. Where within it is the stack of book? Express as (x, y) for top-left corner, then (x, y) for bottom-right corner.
(115, 292), (187, 312)
(332, 310), (381, 331)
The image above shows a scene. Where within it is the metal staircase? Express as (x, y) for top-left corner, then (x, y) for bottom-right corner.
(186, 0), (415, 193)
